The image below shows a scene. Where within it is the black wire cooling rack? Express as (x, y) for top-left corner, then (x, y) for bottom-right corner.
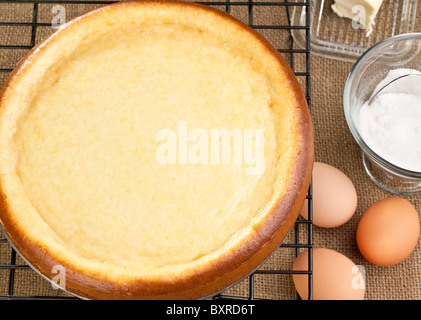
(0, 0), (313, 300)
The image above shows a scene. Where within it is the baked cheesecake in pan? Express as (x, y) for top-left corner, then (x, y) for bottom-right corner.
(0, 0), (313, 299)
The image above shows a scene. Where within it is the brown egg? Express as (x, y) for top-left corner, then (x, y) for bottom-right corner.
(356, 197), (420, 267)
(300, 162), (358, 228)
(292, 248), (366, 300)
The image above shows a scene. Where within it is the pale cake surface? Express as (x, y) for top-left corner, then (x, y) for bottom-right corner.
(0, 1), (307, 288)
(14, 24), (280, 268)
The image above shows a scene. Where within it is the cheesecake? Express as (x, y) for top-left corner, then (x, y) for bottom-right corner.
(0, 0), (313, 299)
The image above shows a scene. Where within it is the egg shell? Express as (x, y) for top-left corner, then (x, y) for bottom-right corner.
(300, 162), (357, 228)
(292, 248), (365, 300)
(356, 197), (420, 267)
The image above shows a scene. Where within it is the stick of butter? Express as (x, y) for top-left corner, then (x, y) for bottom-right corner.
(331, 0), (384, 36)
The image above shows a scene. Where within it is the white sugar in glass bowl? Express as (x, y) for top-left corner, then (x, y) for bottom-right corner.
(344, 33), (421, 194)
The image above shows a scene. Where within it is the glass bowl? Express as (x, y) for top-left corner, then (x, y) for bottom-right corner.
(344, 33), (421, 194)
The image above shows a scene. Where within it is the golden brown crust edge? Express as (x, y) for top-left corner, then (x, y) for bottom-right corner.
(0, 0), (314, 300)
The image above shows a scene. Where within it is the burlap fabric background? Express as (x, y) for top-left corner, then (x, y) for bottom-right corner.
(0, 0), (420, 300)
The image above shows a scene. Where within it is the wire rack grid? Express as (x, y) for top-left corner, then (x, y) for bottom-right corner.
(0, 0), (313, 300)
